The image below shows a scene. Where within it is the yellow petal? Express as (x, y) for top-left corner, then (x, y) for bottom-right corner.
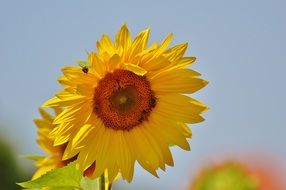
(149, 110), (191, 150)
(153, 33), (173, 57)
(145, 123), (174, 166)
(77, 118), (106, 173)
(128, 28), (150, 60)
(42, 97), (61, 108)
(43, 93), (87, 108)
(63, 140), (80, 160)
(89, 127), (110, 178)
(180, 123), (193, 138)
(54, 134), (70, 146)
(71, 124), (94, 150)
(116, 24), (131, 51)
(105, 132), (120, 181)
(34, 119), (51, 130)
(58, 76), (73, 87)
(159, 57), (197, 73)
(124, 63), (147, 76)
(126, 128), (159, 172)
(158, 93), (208, 115)
(114, 131), (133, 181)
(62, 66), (99, 82)
(173, 57), (196, 69)
(140, 125), (166, 170)
(38, 108), (53, 122)
(150, 69), (208, 94)
(53, 102), (92, 124)
(96, 34), (116, 57)
(140, 56), (170, 73)
(163, 43), (188, 61)
(89, 52), (107, 77)
(157, 97), (205, 124)
(48, 122), (68, 138)
(108, 54), (121, 71)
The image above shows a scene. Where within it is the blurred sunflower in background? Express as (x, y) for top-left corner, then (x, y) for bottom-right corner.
(190, 160), (284, 190)
(43, 24), (208, 182)
(32, 108), (79, 179)
(190, 161), (258, 190)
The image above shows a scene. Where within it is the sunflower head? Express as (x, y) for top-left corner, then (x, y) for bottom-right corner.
(43, 24), (208, 182)
(190, 161), (260, 190)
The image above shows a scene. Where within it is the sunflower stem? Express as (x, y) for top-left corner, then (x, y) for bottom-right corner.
(100, 174), (105, 190)
(99, 172), (112, 190)
(108, 183), (112, 190)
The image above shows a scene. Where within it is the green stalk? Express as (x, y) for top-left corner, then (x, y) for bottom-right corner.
(108, 183), (112, 190)
(100, 174), (105, 190)
(99, 172), (112, 190)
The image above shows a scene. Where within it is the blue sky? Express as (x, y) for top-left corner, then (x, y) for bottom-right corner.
(0, 0), (285, 189)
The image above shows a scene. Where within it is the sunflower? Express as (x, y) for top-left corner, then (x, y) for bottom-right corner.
(43, 24), (208, 182)
(32, 108), (78, 179)
(190, 161), (259, 190)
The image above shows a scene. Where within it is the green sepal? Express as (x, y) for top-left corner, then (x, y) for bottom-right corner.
(19, 154), (46, 161)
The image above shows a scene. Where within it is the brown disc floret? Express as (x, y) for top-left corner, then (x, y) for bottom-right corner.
(93, 69), (156, 131)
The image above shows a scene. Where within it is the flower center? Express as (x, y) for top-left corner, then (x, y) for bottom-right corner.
(93, 69), (156, 131)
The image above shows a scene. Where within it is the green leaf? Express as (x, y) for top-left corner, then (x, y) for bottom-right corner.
(19, 185), (77, 190)
(17, 162), (81, 189)
(19, 154), (46, 161)
(49, 187), (76, 190)
(80, 177), (100, 190)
